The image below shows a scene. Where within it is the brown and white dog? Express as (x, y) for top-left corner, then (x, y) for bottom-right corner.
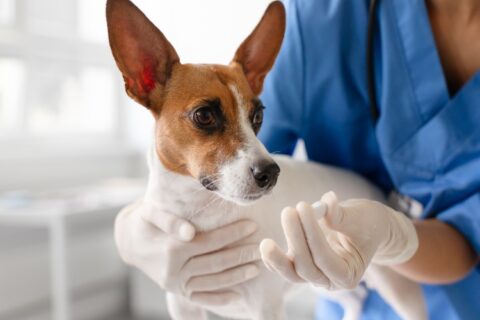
(106, 1), (426, 319)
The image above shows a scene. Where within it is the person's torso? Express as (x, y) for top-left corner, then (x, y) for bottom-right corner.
(285, 0), (480, 319)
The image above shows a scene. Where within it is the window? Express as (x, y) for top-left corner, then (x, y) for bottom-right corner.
(0, 58), (24, 135)
(0, 0), (15, 26)
(0, 0), (121, 144)
(26, 62), (115, 135)
(78, 0), (108, 43)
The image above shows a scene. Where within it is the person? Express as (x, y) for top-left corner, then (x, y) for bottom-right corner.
(114, 0), (479, 319)
(257, 0), (479, 318)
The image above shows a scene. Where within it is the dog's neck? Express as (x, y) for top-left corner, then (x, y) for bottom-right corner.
(143, 145), (239, 231)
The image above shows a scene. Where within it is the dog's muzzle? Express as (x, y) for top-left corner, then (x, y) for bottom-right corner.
(250, 161), (280, 190)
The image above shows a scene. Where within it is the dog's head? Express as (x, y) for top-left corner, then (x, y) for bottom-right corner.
(106, 0), (285, 205)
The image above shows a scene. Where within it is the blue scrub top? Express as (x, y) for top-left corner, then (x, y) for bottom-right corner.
(259, 0), (480, 319)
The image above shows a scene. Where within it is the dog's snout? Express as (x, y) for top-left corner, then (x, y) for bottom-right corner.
(251, 161), (280, 189)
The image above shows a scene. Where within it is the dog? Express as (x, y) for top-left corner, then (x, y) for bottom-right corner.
(106, 1), (426, 319)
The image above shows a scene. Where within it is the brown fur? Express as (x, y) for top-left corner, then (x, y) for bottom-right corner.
(106, 0), (285, 181)
(153, 63), (257, 178)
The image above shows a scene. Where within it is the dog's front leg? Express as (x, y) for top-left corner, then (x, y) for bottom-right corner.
(364, 264), (427, 320)
(166, 292), (207, 320)
(337, 286), (367, 320)
(314, 286), (367, 320)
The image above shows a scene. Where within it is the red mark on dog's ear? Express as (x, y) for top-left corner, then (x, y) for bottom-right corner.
(106, 0), (179, 109)
(124, 64), (156, 97)
(141, 65), (156, 93)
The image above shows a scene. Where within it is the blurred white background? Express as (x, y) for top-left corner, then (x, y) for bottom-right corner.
(0, 1), (315, 319)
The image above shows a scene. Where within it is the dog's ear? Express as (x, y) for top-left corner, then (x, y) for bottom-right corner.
(232, 1), (285, 96)
(106, 0), (179, 111)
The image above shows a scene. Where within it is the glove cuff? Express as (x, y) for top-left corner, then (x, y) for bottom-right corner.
(372, 209), (419, 265)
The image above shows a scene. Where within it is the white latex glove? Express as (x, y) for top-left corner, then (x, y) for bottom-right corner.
(260, 191), (418, 290)
(115, 199), (261, 305)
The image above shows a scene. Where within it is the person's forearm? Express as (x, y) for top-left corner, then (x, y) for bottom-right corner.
(392, 219), (478, 284)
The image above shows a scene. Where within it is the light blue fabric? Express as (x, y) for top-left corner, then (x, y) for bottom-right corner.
(259, 0), (480, 319)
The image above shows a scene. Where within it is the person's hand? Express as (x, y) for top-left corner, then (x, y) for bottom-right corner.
(115, 200), (261, 305)
(259, 191), (418, 290)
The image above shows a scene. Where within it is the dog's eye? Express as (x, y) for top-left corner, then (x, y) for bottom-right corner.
(193, 108), (216, 127)
(252, 108), (264, 126)
(189, 99), (225, 133)
(251, 104), (265, 133)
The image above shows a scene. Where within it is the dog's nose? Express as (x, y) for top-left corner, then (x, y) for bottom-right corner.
(251, 161), (280, 189)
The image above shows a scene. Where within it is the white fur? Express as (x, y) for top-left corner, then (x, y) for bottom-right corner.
(143, 84), (426, 320)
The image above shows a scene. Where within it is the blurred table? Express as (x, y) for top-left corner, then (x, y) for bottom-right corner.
(0, 179), (144, 320)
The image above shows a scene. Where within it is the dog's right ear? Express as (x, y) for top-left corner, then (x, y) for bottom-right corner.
(232, 1), (285, 96)
(106, 0), (179, 111)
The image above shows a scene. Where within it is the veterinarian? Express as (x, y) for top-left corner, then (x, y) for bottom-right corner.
(257, 0), (480, 319)
(114, 0), (479, 319)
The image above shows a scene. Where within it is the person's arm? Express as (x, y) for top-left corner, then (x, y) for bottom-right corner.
(394, 191), (480, 284)
(393, 219), (478, 284)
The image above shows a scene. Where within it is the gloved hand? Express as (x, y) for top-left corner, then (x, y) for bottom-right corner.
(260, 191), (418, 290)
(115, 199), (260, 305)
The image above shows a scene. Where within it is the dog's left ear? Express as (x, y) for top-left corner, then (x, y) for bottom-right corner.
(232, 1), (286, 96)
(106, 0), (179, 111)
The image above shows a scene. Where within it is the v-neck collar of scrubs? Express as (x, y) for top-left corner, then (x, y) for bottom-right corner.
(390, 0), (480, 121)
(376, 0), (480, 195)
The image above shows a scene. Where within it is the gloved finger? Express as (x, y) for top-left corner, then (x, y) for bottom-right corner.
(321, 191), (359, 235)
(140, 203), (195, 241)
(281, 207), (330, 285)
(190, 290), (242, 306)
(296, 201), (349, 286)
(185, 263), (260, 294)
(260, 239), (304, 283)
(184, 244), (260, 277)
(190, 220), (257, 255)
